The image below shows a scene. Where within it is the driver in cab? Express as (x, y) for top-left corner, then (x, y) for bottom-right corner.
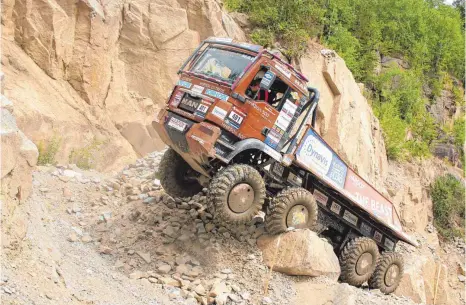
(246, 71), (274, 104)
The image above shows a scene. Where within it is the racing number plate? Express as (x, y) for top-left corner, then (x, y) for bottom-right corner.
(167, 117), (187, 132)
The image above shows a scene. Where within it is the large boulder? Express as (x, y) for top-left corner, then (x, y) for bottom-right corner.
(395, 254), (448, 305)
(257, 229), (341, 280)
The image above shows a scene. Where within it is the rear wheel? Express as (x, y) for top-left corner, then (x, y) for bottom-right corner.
(208, 164), (266, 225)
(159, 148), (202, 198)
(339, 237), (379, 287)
(368, 252), (404, 294)
(265, 187), (318, 235)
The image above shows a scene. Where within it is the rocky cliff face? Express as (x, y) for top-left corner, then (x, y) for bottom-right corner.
(1, 0), (244, 171)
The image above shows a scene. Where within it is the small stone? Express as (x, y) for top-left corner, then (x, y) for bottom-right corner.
(81, 235), (93, 243)
(240, 292), (250, 300)
(137, 251), (151, 264)
(221, 268), (232, 274)
(195, 284), (206, 296)
(102, 211), (112, 222)
(158, 264), (172, 274)
(140, 278), (150, 285)
(148, 277), (158, 283)
(262, 296), (272, 304)
(216, 293), (228, 305)
(68, 232), (79, 242)
(128, 250), (135, 255)
(3, 287), (13, 294)
(205, 223), (215, 233)
(231, 284), (240, 292)
(98, 245), (112, 254)
(458, 275), (465, 282)
(228, 294), (240, 303)
(129, 271), (144, 279)
(160, 277), (181, 287)
(176, 264), (190, 275)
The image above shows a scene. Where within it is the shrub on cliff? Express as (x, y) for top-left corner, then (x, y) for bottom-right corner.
(431, 174), (465, 239)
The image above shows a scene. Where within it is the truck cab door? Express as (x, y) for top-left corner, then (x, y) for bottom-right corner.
(240, 67), (305, 151)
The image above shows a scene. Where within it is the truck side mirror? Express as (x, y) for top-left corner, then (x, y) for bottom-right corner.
(259, 71), (276, 90)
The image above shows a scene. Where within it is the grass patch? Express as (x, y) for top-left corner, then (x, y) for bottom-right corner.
(431, 174), (465, 239)
(37, 136), (62, 165)
(68, 138), (105, 170)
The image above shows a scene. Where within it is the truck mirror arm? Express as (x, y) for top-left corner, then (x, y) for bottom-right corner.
(284, 87), (320, 155)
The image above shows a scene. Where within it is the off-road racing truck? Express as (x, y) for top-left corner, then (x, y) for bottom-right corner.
(152, 37), (419, 294)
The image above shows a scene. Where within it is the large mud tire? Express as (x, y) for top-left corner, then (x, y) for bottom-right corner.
(339, 237), (379, 287)
(265, 187), (318, 235)
(159, 148), (202, 198)
(368, 252), (404, 294)
(208, 164), (266, 225)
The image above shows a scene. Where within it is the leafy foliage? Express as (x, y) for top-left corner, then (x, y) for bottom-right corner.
(37, 136), (62, 165)
(68, 138), (105, 169)
(431, 174), (465, 239)
(372, 68), (438, 159)
(224, 0), (464, 160)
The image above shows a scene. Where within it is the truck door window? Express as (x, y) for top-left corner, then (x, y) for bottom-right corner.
(246, 69), (291, 111)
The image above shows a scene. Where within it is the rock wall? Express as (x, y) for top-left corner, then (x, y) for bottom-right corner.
(1, 0), (245, 171)
(1, 95), (39, 251)
(298, 45), (388, 189)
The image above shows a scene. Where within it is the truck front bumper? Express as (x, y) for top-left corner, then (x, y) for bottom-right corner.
(152, 108), (222, 177)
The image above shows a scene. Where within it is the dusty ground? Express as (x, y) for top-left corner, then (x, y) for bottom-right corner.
(1, 152), (462, 305)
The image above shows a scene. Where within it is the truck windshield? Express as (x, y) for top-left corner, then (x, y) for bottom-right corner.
(190, 47), (254, 84)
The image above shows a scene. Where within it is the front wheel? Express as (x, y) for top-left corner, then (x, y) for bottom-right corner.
(159, 148), (202, 198)
(368, 252), (404, 294)
(207, 164), (266, 225)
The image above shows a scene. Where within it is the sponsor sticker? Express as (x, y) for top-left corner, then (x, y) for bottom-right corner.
(205, 89), (229, 101)
(167, 117), (187, 132)
(177, 80), (192, 89)
(374, 231), (383, 243)
(282, 100), (297, 117)
(313, 189), (328, 206)
(330, 202), (341, 215)
(194, 101), (211, 118)
(296, 129), (347, 188)
(275, 112), (292, 131)
(298, 133), (333, 176)
(212, 106), (227, 120)
(191, 85), (204, 94)
(226, 110), (244, 129)
(171, 91), (184, 107)
(361, 222), (372, 236)
(260, 71), (276, 89)
(343, 210), (358, 226)
(384, 238), (395, 250)
(264, 128), (282, 149)
(274, 63), (291, 78)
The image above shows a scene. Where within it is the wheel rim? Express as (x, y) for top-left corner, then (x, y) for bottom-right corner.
(286, 205), (309, 229)
(228, 183), (255, 213)
(384, 264), (400, 287)
(356, 252), (374, 275)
